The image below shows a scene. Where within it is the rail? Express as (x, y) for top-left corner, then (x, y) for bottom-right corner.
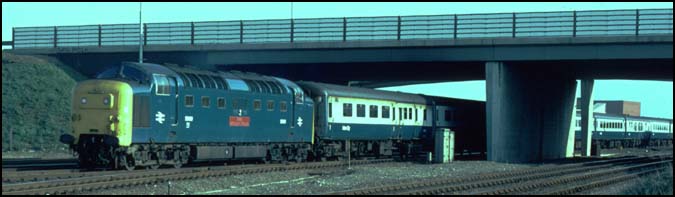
(10, 8), (673, 49)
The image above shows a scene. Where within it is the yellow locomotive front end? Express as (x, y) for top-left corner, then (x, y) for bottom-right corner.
(60, 79), (133, 168)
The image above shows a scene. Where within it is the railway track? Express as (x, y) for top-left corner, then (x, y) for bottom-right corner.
(1, 158), (392, 195)
(2, 158), (77, 170)
(327, 154), (672, 195)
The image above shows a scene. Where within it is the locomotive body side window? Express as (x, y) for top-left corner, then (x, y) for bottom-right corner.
(267, 100), (275, 111)
(253, 99), (262, 111)
(217, 97), (226, 109)
(201, 96), (210, 108)
(185, 95), (194, 108)
(280, 101), (288, 112)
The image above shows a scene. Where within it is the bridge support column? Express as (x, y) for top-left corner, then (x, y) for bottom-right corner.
(486, 62), (577, 163)
(580, 79), (594, 156)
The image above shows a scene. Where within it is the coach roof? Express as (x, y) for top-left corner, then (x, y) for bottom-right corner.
(296, 81), (428, 104)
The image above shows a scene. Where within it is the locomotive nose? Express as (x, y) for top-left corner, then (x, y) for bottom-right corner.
(68, 80), (133, 147)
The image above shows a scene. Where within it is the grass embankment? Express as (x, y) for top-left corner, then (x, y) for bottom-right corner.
(2, 52), (88, 153)
(622, 165), (674, 195)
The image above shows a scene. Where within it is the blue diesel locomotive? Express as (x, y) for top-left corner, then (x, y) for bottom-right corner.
(60, 62), (459, 170)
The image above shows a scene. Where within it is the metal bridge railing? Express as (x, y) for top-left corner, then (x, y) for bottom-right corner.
(10, 8), (673, 49)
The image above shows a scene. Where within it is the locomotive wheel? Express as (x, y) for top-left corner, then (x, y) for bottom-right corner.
(173, 159), (182, 169)
(121, 155), (135, 171)
(173, 151), (183, 169)
(147, 162), (160, 170)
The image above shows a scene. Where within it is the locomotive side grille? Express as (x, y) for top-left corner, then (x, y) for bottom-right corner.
(133, 95), (150, 127)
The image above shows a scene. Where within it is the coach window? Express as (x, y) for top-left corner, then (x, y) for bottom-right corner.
(280, 101), (288, 112)
(423, 109), (427, 121)
(382, 106), (390, 119)
(414, 108), (418, 121)
(217, 97), (226, 109)
(153, 75), (170, 96)
(185, 95), (194, 108)
(267, 100), (275, 111)
(445, 110), (453, 121)
(328, 103), (332, 118)
(253, 99), (262, 111)
(409, 108), (413, 120)
(392, 107), (396, 120)
(343, 103), (353, 117)
(399, 108), (403, 120)
(357, 104), (366, 118)
(369, 105), (378, 118)
(201, 96), (210, 108)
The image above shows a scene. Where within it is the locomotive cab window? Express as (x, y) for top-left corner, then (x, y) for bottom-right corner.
(185, 95), (194, 107)
(153, 75), (171, 96)
(294, 87), (304, 104)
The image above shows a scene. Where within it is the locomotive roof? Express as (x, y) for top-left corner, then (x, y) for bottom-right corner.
(117, 62), (295, 94)
(296, 81), (429, 104)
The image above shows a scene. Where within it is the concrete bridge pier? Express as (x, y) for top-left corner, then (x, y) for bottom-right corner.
(486, 62), (577, 163)
(579, 79), (595, 156)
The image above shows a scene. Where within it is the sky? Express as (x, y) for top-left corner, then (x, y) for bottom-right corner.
(2, 2), (673, 119)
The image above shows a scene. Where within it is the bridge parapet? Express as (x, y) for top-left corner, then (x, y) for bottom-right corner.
(9, 8), (673, 50)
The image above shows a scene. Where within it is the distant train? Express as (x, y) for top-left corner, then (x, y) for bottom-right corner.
(60, 62), (484, 170)
(574, 113), (673, 149)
